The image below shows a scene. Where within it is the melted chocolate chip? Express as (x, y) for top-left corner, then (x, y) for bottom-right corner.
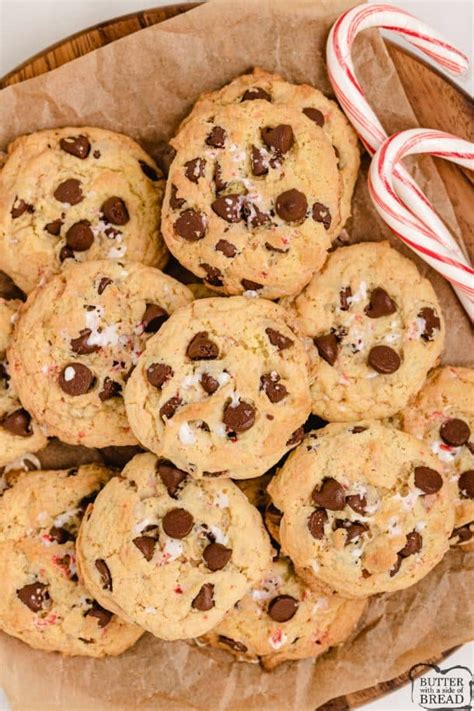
(2, 409), (32, 437)
(287, 426), (304, 447)
(174, 209), (206, 241)
(346, 494), (367, 514)
(101, 197), (129, 225)
(169, 185), (185, 212)
(241, 87), (271, 102)
(440, 418), (470, 447)
(308, 508), (328, 539)
(450, 523), (473, 543)
(201, 372), (219, 394)
(260, 372), (288, 403)
(70, 329), (99, 355)
(312, 478), (346, 510)
(98, 378), (122, 401)
(98, 277), (112, 295)
(59, 135), (91, 159)
(162, 508), (193, 538)
(157, 460), (187, 498)
(399, 531), (422, 557)
(206, 126), (226, 148)
(187, 332), (219, 360)
(414, 466), (443, 494)
(85, 601), (112, 628)
(334, 519), (369, 545)
(241, 279), (263, 293)
(133, 535), (157, 561)
(192, 583), (214, 611)
(250, 145), (268, 176)
(54, 179), (83, 205)
(261, 124), (294, 154)
(203, 542), (232, 571)
(312, 202), (332, 229)
(218, 635), (248, 653)
(314, 333), (338, 366)
(59, 363), (95, 396)
(265, 241), (288, 253)
(365, 288), (397, 318)
(215, 239), (237, 258)
(368, 346), (401, 374)
(212, 194), (242, 223)
(147, 363), (174, 389)
(340, 287), (352, 311)
(268, 595), (298, 622)
(95, 559), (112, 590)
(142, 304), (169, 333)
(275, 189), (308, 222)
(200, 263), (224, 287)
(184, 157), (206, 183)
(17, 582), (49, 612)
(302, 107), (325, 127)
(418, 307), (441, 341)
(459, 470), (474, 499)
(223, 400), (256, 433)
(160, 397), (182, 420)
(266, 327), (293, 351)
(44, 219), (63, 236)
(11, 198), (33, 219)
(65, 221), (94, 251)
(59, 245), (75, 262)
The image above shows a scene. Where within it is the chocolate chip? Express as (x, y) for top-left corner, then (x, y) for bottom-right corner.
(211, 169), (228, 203)
(265, 242), (288, 253)
(418, 307), (441, 341)
(17, 582), (49, 612)
(142, 304), (169, 333)
(153, 141), (176, 177)
(59, 245), (75, 262)
(147, 363), (174, 389)
(162, 508), (193, 538)
(241, 87), (271, 102)
(85, 601), (112, 628)
(160, 397), (182, 420)
(340, 287), (352, 311)
(101, 197), (129, 225)
(268, 595), (298, 622)
(240, 280), (262, 293)
(11, 197), (34, 218)
(98, 277), (112, 295)
(206, 126), (226, 148)
(174, 209), (207, 241)
(390, 555), (403, 577)
(93, 150), (101, 159)
(170, 184), (185, 210)
(351, 426), (367, 434)
(346, 494), (367, 514)
(242, 202), (271, 228)
(450, 523), (473, 543)
(212, 194), (242, 223)
(215, 239), (237, 258)
(361, 569), (372, 579)
(200, 263), (224, 287)
(139, 160), (160, 181)
(70, 329), (99, 355)
(201, 373), (219, 394)
(266, 327), (293, 351)
(157, 460), (187, 498)
(99, 378), (122, 401)
(365, 288), (397, 318)
(287, 426), (304, 447)
(95, 559), (112, 590)
(260, 372), (288, 403)
(302, 107), (325, 127)
(334, 519), (369, 544)
(44, 219), (63, 236)
(275, 189), (308, 222)
(133, 536), (157, 561)
(65, 220), (94, 252)
(312, 478), (346, 510)
(261, 124), (294, 154)
(223, 400), (256, 433)
(414, 466), (443, 494)
(54, 179), (83, 205)
(59, 135), (91, 159)
(458, 470), (474, 499)
(59, 363), (95, 396)
(314, 334), (338, 366)
(49, 526), (74, 544)
(192, 583), (214, 611)
(250, 145), (268, 176)
(184, 157), (206, 183)
(218, 635), (248, 653)
(308, 508), (328, 539)
(440, 418), (470, 447)
(312, 202), (332, 230)
(368, 346), (401, 374)
(399, 531), (422, 557)
(2, 409), (32, 437)
(203, 542), (232, 571)
(187, 331), (219, 360)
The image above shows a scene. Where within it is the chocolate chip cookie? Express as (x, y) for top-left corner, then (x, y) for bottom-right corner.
(76, 452), (273, 640)
(162, 100), (341, 298)
(199, 552), (366, 669)
(0, 127), (168, 293)
(0, 464), (143, 656)
(0, 297), (46, 467)
(281, 242), (444, 421)
(8, 261), (193, 447)
(181, 67), (360, 235)
(401, 367), (474, 548)
(268, 422), (454, 598)
(124, 297), (312, 479)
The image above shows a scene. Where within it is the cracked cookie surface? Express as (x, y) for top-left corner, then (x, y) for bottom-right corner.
(0, 127), (168, 293)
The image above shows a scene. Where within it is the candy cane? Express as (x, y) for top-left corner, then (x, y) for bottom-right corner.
(327, 4), (472, 316)
(369, 129), (474, 319)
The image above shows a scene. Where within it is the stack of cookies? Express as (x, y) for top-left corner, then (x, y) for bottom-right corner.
(0, 68), (471, 669)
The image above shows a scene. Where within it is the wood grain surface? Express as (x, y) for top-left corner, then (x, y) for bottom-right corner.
(0, 4), (471, 710)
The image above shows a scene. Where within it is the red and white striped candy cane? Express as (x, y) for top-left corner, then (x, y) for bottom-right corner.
(369, 129), (474, 319)
(327, 4), (472, 316)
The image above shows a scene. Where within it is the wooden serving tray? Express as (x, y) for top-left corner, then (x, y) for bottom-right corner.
(0, 4), (471, 710)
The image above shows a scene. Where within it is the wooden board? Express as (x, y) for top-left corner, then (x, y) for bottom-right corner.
(0, 5), (471, 710)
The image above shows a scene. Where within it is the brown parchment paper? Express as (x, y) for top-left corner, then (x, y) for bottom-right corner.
(0, 1), (472, 709)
